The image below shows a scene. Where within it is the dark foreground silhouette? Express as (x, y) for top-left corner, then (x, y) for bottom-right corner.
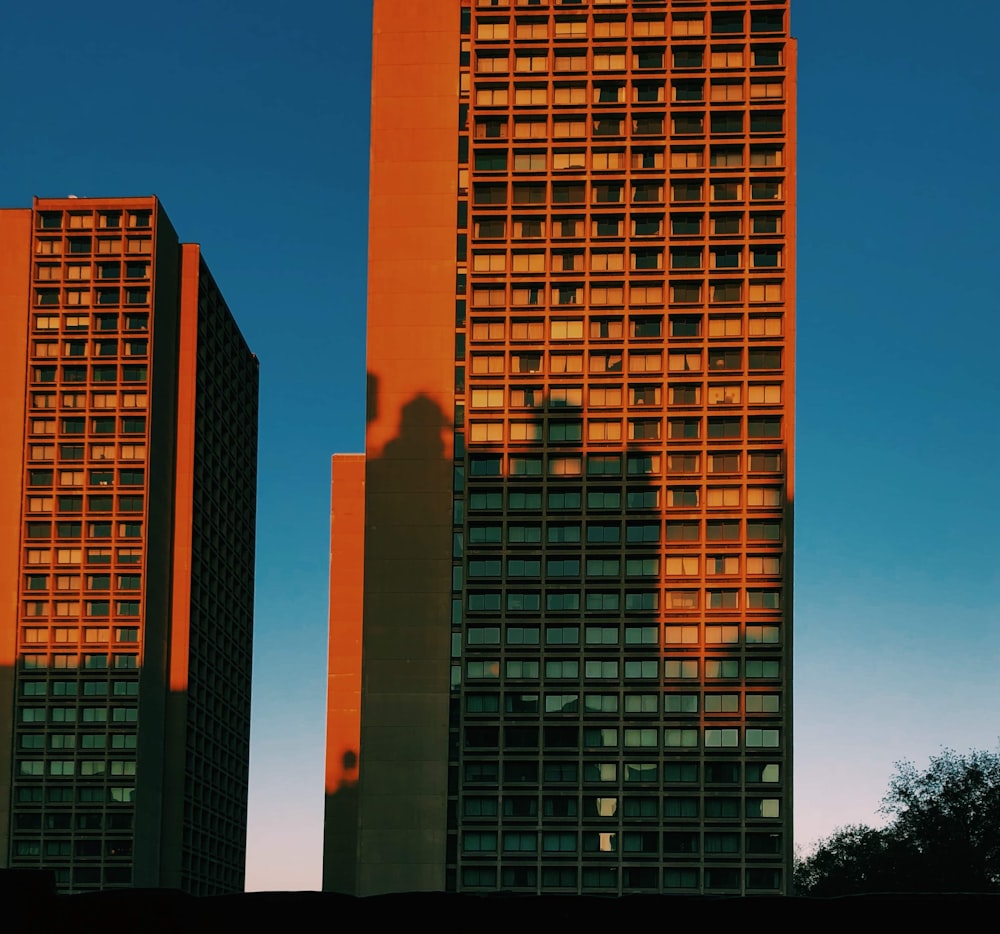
(5, 874), (1000, 934)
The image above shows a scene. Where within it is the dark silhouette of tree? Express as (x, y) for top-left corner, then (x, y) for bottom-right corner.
(793, 825), (918, 895)
(796, 748), (1000, 895)
(882, 748), (1000, 891)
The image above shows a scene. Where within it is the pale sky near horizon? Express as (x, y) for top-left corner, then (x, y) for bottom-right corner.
(2, 1), (998, 889)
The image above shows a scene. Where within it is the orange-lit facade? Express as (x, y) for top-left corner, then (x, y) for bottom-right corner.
(327, 0), (794, 895)
(0, 197), (258, 894)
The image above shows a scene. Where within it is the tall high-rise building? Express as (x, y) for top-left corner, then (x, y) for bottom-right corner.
(326, 0), (794, 895)
(0, 196), (258, 895)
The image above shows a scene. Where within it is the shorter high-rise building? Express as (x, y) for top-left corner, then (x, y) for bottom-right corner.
(0, 196), (258, 894)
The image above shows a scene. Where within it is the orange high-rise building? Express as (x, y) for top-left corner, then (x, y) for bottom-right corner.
(0, 197), (258, 894)
(326, 0), (794, 895)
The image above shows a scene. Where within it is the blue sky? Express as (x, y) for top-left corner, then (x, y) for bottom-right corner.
(2, 1), (998, 889)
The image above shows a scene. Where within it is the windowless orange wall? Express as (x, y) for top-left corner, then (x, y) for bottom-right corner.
(323, 453), (365, 894)
(0, 210), (32, 866)
(350, 0), (460, 896)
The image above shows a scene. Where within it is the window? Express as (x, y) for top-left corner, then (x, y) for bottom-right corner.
(632, 183), (662, 203)
(747, 729), (781, 748)
(671, 181), (702, 202)
(753, 46), (783, 67)
(751, 112), (784, 135)
(591, 284), (625, 305)
(633, 115), (665, 137)
(746, 694), (780, 713)
(554, 50), (587, 73)
(747, 556), (781, 576)
(751, 11), (784, 34)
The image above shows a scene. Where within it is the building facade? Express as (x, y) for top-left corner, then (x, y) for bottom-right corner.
(0, 197), (258, 894)
(326, 0), (794, 895)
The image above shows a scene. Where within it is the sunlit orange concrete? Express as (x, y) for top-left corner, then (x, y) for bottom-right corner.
(323, 453), (365, 894)
(0, 208), (33, 864)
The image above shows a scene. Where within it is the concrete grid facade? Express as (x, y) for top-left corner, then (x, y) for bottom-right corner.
(0, 197), (258, 894)
(327, 0), (795, 896)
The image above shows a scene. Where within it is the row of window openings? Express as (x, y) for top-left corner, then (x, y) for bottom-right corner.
(31, 365), (148, 384)
(464, 537), (779, 567)
(461, 632), (782, 657)
(468, 416), (782, 442)
(466, 558), (783, 589)
(27, 444), (146, 463)
(468, 317), (781, 344)
(12, 843), (135, 867)
(465, 658), (781, 680)
(470, 84), (785, 114)
(25, 497), (144, 518)
(473, 178), (781, 204)
(463, 627), (780, 651)
(19, 653), (138, 673)
(29, 417), (146, 436)
(32, 341), (147, 360)
(471, 140), (778, 172)
(460, 723), (781, 749)
(472, 274), (768, 308)
(471, 100), (784, 140)
(460, 801), (780, 831)
(469, 9), (785, 42)
(464, 623), (780, 655)
(461, 831), (780, 859)
(468, 478), (781, 516)
(466, 581), (784, 618)
(19, 630), (138, 650)
(470, 49), (784, 79)
(23, 548), (141, 566)
(460, 801), (782, 833)
(33, 313), (148, 332)
(37, 210), (151, 231)
(464, 486), (780, 514)
(16, 758), (137, 779)
(35, 237), (152, 256)
(23, 575), (140, 592)
(459, 756), (778, 790)
(35, 261), (149, 282)
(464, 446), (779, 479)
(463, 752), (781, 788)
(468, 285), (782, 313)
(464, 448), (788, 481)
(469, 384), (778, 410)
(22, 600), (143, 618)
(27, 469), (143, 488)
(18, 729), (138, 752)
(469, 213), (781, 243)
(463, 725), (782, 753)
(460, 730), (784, 762)
(14, 808), (133, 836)
(35, 288), (149, 307)
(458, 868), (781, 894)
(470, 348), (782, 374)
(465, 690), (779, 715)
(468, 344), (782, 376)
(24, 521), (144, 539)
(465, 589), (781, 613)
(17, 704), (138, 721)
(469, 246), (781, 273)
(471, 72), (785, 106)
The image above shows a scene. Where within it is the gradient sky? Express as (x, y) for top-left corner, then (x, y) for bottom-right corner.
(2, 1), (998, 890)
